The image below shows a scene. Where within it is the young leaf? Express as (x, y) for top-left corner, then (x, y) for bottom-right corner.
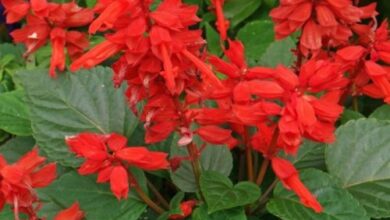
(326, 119), (390, 218)
(200, 170), (261, 214)
(267, 169), (369, 220)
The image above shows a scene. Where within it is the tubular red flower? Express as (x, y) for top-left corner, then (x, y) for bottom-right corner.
(54, 202), (85, 220)
(182, 49), (224, 88)
(211, 0), (229, 40)
(70, 40), (124, 71)
(271, 157), (323, 213)
(49, 28), (67, 77)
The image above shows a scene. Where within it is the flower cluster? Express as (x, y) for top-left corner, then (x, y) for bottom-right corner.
(0, 149), (56, 219)
(1, 0), (94, 77)
(65, 132), (169, 200)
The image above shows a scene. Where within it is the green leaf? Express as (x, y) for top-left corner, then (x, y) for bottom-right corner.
(237, 20), (295, 67)
(200, 170), (261, 214)
(205, 23), (223, 56)
(171, 145), (233, 192)
(267, 169), (369, 220)
(0, 90), (32, 136)
(192, 204), (246, 220)
(18, 67), (140, 167)
(85, 0), (97, 8)
(369, 105), (390, 121)
(340, 109), (365, 124)
(39, 170), (147, 220)
(224, 0), (262, 28)
(0, 136), (35, 163)
(326, 119), (390, 218)
(281, 140), (325, 170)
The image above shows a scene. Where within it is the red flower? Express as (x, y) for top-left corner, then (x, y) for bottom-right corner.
(210, 0), (229, 40)
(1, 0), (29, 23)
(54, 202), (85, 220)
(270, 0), (375, 55)
(362, 61), (390, 103)
(196, 125), (237, 149)
(0, 149), (57, 219)
(271, 157), (323, 213)
(169, 200), (197, 220)
(65, 132), (169, 199)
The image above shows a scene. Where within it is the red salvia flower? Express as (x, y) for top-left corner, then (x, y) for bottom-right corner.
(65, 132), (169, 200)
(169, 200), (197, 220)
(210, 0), (229, 40)
(270, 0), (376, 55)
(0, 149), (57, 219)
(3, 1), (94, 77)
(1, 0), (30, 23)
(271, 157), (323, 213)
(54, 202), (85, 220)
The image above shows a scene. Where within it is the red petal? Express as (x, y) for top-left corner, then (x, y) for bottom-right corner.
(16, 149), (46, 173)
(31, 163), (57, 188)
(271, 157), (323, 213)
(336, 46), (366, 61)
(225, 40), (246, 68)
(315, 5), (337, 27)
(107, 133), (128, 152)
(296, 97), (317, 127)
(364, 61), (388, 76)
(301, 21), (322, 50)
(110, 166), (129, 200)
(197, 125), (233, 145)
(54, 202), (85, 220)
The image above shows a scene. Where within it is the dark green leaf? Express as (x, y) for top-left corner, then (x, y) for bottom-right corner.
(205, 23), (223, 56)
(340, 109), (365, 124)
(39, 170), (147, 220)
(281, 140), (325, 170)
(171, 145), (233, 192)
(192, 204), (246, 220)
(200, 170), (261, 213)
(0, 90), (32, 136)
(237, 20), (295, 67)
(224, 0), (262, 28)
(18, 67), (139, 167)
(369, 105), (390, 121)
(326, 119), (390, 218)
(85, 0), (97, 8)
(0, 136), (35, 163)
(267, 169), (369, 220)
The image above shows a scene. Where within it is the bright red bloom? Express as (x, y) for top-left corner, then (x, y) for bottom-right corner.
(169, 200), (197, 220)
(270, 0), (375, 55)
(4, 1), (94, 76)
(196, 125), (237, 149)
(271, 157), (323, 213)
(362, 61), (390, 103)
(0, 149), (57, 219)
(54, 202), (85, 220)
(65, 132), (169, 199)
(210, 0), (229, 40)
(1, 0), (30, 23)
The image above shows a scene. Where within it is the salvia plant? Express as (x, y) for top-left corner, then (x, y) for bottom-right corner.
(0, 0), (389, 219)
